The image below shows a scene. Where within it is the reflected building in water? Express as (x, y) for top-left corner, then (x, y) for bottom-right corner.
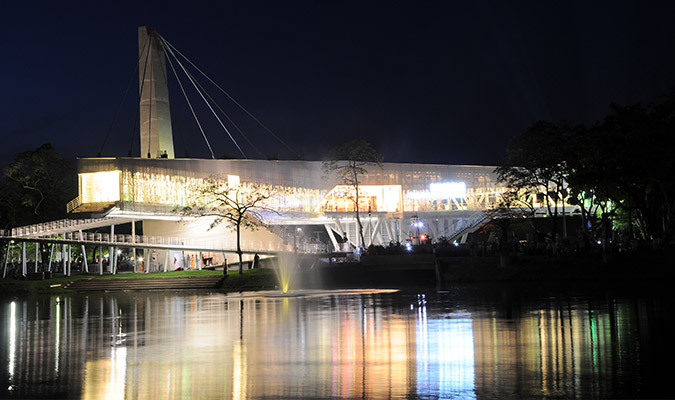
(0, 291), (663, 399)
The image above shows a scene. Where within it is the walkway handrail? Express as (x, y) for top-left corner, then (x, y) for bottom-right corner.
(66, 195), (82, 213)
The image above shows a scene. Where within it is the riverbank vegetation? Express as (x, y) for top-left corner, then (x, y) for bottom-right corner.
(496, 90), (675, 251)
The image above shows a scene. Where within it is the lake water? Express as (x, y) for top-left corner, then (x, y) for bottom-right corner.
(0, 282), (672, 399)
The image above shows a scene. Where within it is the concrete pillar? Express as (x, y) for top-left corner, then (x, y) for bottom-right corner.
(109, 224), (115, 274)
(22, 242), (27, 276)
(2, 242), (10, 278)
(62, 244), (67, 276)
(98, 247), (103, 275)
(48, 244), (54, 273)
(112, 247), (117, 275)
(131, 220), (137, 273)
(34, 243), (39, 273)
(81, 244), (89, 273)
(144, 248), (149, 273)
(138, 26), (174, 159)
(79, 230), (88, 273)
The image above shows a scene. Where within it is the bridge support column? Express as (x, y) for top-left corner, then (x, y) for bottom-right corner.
(144, 248), (149, 273)
(81, 244), (89, 273)
(22, 242), (27, 276)
(67, 244), (72, 276)
(48, 244), (54, 273)
(62, 244), (67, 276)
(34, 242), (39, 273)
(112, 247), (118, 275)
(109, 224), (115, 274)
(131, 220), (137, 273)
(2, 242), (10, 278)
(79, 230), (88, 273)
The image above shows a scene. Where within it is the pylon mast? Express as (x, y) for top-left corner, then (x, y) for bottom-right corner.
(138, 26), (175, 159)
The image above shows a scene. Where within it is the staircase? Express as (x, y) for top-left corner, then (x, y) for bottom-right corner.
(65, 275), (224, 291)
(447, 214), (490, 244)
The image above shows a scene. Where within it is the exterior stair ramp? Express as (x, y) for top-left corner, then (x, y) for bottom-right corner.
(448, 214), (491, 244)
(65, 275), (224, 291)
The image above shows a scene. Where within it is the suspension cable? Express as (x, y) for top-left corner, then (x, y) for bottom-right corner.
(161, 37), (302, 159)
(164, 43), (216, 159)
(187, 66), (266, 159)
(161, 37), (247, 158)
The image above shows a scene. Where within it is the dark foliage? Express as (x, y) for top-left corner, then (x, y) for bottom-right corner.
(0, 143), (77, 230)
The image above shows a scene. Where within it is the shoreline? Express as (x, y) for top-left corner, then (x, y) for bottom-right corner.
(1, 252), (672, 297)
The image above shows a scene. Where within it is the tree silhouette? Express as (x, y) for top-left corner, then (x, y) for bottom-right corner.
(178, 176), (281, 274)
(323, 139), (383, 249)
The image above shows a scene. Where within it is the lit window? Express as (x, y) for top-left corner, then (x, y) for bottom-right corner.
(80, 171), (121, 203)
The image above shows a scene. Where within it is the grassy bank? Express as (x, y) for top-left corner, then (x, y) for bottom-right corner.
(0, 269), (225, 296)
(220, 268), (278, 291)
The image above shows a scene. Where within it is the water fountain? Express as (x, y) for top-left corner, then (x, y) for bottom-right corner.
(226, 251), (399, 300)
(271, 252), (304, 295)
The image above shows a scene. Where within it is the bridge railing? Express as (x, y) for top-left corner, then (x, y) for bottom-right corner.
(66, 195), (82, 213)
(5, 231), (297, 254)
(8, 218), (107, 237)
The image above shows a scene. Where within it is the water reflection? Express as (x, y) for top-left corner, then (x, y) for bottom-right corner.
(0, 285), (671, 399)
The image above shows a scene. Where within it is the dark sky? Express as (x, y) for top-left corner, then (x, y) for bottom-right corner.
(3, 1), (675, 166)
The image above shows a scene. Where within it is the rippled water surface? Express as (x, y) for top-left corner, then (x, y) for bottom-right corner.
(1, 283), (672, 399)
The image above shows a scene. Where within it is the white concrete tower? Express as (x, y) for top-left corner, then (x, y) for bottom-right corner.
(138, 26), (175, 159)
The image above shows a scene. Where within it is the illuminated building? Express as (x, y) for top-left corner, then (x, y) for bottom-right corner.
(66, 156), (506, 264)
(7, 26), (509, 270)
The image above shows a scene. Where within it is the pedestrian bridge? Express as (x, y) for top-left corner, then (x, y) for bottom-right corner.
(0, 217), (292, 278)
(3, 217), (287, 255)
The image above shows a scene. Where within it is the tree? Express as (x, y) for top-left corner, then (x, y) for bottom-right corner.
(572, 97), (675, 243)
(0, 143), (76, 230)
(495, 121), (572, 242)
(322, 139), (383, 249)
(178, 176), (281, 274)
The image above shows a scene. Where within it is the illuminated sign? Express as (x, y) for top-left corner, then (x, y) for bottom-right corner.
(408, 181), (467, 199)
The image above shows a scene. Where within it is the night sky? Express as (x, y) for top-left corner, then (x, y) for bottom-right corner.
(3, 1), (675, 167)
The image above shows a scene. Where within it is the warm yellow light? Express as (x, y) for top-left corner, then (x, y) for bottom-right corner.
(322, 184), (402, 212)
(227, 175), (240, 188)
(80, 171), (121, 203)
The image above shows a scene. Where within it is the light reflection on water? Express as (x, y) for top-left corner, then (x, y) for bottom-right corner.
(0, 285), (672, 399)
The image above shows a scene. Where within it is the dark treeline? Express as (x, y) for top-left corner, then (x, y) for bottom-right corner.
(496, 90), (675, 248)
(0, 143), (77, 231)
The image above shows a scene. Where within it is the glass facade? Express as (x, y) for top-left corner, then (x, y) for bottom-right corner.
(74, 157), (508, 248)
(77, 158), (506, 216)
